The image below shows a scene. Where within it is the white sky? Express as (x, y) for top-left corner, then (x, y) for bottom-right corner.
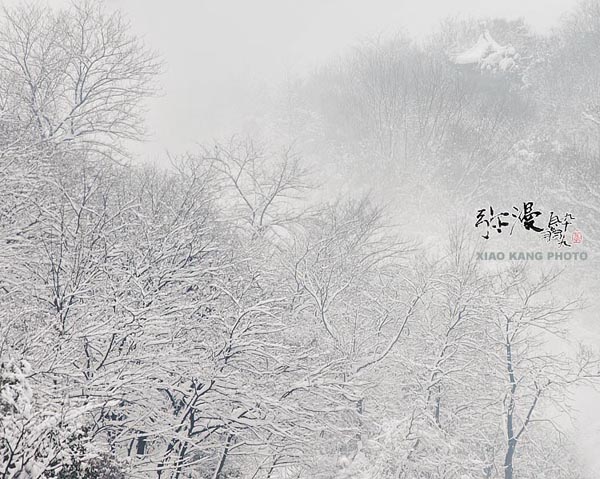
(90, 0), (580, 159)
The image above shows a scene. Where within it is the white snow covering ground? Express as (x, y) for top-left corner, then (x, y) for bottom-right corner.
(453, 30), (519, 72)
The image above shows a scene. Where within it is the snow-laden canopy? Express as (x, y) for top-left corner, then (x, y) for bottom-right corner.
(453, 30), (519, 72)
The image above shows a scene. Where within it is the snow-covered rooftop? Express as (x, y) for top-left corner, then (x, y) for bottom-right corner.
(453, 30), (519, 72)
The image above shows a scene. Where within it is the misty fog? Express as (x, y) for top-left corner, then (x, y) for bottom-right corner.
(1, 1), (599, 478)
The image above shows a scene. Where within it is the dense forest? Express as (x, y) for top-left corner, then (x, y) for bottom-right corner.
(1, 1), (600, 478)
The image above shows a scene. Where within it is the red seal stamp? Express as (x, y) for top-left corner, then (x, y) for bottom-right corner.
(572, 230), (583, 244)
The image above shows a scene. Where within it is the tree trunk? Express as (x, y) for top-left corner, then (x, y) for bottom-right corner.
(504, 438), (516, 479)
